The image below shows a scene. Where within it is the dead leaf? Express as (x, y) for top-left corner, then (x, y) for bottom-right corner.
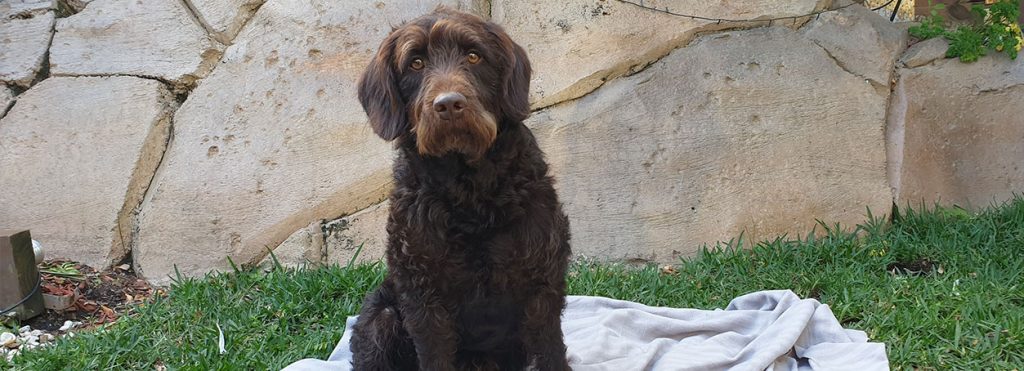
(77, 300), (98, 312)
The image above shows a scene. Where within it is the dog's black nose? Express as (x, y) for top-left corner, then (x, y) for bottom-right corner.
(433, 92), (467, 119)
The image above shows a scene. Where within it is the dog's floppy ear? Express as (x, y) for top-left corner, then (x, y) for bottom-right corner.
(491, 26), (532, 122)
(358, 33), (407, 141)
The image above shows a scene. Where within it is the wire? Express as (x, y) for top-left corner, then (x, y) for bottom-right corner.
(614, 0), (860, 23)
(0, 273), (42, 316)
(889, 0), (904, 21)
(872, 0), (897, 11)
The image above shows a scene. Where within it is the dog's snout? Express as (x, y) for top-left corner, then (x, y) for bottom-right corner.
(433, 92), (467, 119)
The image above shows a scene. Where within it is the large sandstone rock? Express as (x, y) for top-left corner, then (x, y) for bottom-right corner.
(899, 38), (950, 68)
(263, 200), (389, 269)
(324, 201), (388, 266)
(135, 0), (480, 285)
(0, 0), (55, 87)
(186, 0), (265, 44)
(0, 77), (175, 269)
(492, 0), (823, 109)
(526, 26), (894, 263)
(259, 221), (323, 269)
(801, 3), (908, 87)
(889, 56), (1024, 209)
(49, 0), (223, 90)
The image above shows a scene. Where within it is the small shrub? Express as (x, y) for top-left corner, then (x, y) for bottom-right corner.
(909, 0), (1023, 62)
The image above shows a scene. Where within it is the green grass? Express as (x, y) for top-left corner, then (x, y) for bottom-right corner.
(9, 198), (1024, 370)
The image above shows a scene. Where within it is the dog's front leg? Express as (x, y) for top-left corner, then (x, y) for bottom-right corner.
(521, 288), (571, 371)
(400, 292), (458, 371)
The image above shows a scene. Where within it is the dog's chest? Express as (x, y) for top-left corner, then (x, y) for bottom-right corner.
(454, 295), (522, 351)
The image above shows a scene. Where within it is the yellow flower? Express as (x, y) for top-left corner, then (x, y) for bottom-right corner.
(998, 44), (1005, 51)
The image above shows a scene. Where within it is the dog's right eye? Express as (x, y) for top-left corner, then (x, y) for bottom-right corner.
(410, 58), (425, 70)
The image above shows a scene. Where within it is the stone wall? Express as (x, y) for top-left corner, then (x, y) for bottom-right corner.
(1, 0), (1021, 285)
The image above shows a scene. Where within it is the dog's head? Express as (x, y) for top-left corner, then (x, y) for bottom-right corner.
(357, 7), (531, 160)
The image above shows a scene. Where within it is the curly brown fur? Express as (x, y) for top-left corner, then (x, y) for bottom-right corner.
(350, 7), (571, 371)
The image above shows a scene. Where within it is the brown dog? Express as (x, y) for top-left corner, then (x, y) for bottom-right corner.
(349, 6), (572, 371)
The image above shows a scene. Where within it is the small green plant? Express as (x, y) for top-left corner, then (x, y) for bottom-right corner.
(39, 262), (83, 279)
(909, 0), (1023, 62)
(911, 3), (949, 39)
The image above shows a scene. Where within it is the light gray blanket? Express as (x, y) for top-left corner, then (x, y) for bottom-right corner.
(282, 290), (888, 370)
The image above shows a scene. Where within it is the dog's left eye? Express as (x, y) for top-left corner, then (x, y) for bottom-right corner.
(410, 58), (425, 70)
(467, 52), (481, 64)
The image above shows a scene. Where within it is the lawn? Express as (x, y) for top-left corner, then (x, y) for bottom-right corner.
(9, 198), (1024, 370)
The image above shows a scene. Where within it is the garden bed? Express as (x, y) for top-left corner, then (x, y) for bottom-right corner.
(1, 260), (156, 361)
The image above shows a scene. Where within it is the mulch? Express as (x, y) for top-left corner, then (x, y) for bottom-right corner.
(25, 260), (160, 332)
